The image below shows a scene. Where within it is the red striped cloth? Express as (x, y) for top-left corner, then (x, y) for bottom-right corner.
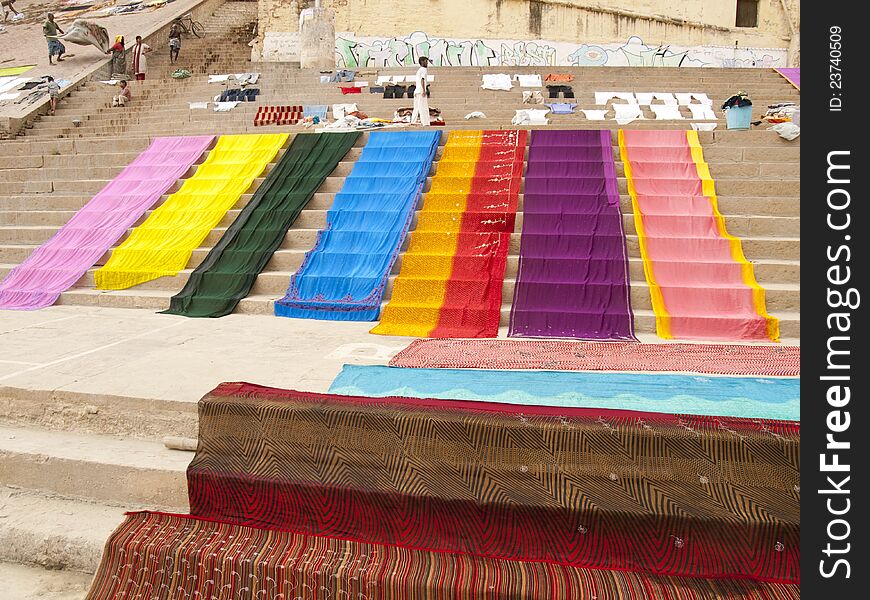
(253, 105), (303, 126)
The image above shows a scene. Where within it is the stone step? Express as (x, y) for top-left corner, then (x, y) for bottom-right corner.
(0, 487), (121, 575)
(0, 425), (189, 509)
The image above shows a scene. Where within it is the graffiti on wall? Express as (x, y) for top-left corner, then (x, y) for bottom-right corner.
(335, 32), (787, 68)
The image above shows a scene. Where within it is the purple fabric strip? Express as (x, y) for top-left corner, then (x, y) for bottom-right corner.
(508, 129), (635, 340)
(0, 136), (214, 310)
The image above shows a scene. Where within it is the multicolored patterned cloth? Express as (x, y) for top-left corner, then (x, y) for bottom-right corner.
(185, 382), (799, 582)
(390, 338), (801, 376)
(86, 511), (801, 600)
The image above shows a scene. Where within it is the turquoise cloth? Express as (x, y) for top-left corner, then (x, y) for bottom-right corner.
(328, 365), (800, 421)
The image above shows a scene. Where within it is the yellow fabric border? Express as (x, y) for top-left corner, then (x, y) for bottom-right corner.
(685, 131), (780, 341)
(371, 131), (484, 337)
(618, 130), (672, 338)
(94, 134), (288, 290)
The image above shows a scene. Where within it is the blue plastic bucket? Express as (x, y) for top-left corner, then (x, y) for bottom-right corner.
(725, 105), (752, 130)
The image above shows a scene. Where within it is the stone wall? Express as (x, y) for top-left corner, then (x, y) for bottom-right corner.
(255, 0), (799, 66)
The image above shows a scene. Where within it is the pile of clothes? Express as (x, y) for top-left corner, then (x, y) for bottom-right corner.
(761, 102), (798, 123)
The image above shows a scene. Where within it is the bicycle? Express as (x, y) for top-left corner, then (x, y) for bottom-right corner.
(176, 13), (204, 38)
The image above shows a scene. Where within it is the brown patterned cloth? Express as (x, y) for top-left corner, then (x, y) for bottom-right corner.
(86, 511), (801, 600)
(186, 382), (800, 583)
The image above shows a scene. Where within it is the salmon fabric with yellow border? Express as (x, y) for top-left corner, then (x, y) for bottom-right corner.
(618, 130), (779, 341)
(372, 130), (525, 337)
(95, 134), (288, 290)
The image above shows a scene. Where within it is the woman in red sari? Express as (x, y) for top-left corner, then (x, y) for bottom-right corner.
(105, 35), (126, 77)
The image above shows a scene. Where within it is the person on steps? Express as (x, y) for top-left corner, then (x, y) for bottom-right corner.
(39, 76), (60, 115)
(112, 80), (131, 107)
(2, 0), (23, 22)
(410, 56), (430, 127)
(106, 35), (126, 77)
(131, 35), (152, 81)
(168, 19), (182, 63)
(43, 13), (66, 64)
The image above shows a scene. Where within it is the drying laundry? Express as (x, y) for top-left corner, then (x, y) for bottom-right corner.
(675, 92), (712, 105)
(688, 103), (717, 120)
(545, 102), (576, 114)
(512, 108), (549, 125)
(522, 90), (543, 104)
(481, 73), (512, 90)
(614, 103), (645, 124)
(254, 105), (303, 126)
(514, 73), (542, 87)
(649, 104), (684, 119)
(581, 109), (609, 120)
(332, 103), (357, 118)
(595, 91), (637, 105)
(212, 101), (238, 112)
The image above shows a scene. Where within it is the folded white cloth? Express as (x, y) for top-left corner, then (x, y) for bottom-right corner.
(676, 92), (714, 106)
(581, 109), (609, 120)
(213, 101), (239, 112)
(464, 111), (487, 119)
(189, 101), (209, 109)
(691, 123), (718, 131)
(353, 81), (368, 88)
(687, 103), (717, 120)
(512, 108), (549, 125)
(514, 74), (542, 87)
(614, 104), (645, 124)
(653, 92), (678, 105)
(332, 103), (358, 119)
(650, 105), (684, 120)
(595, 92), (637, 105)
(482, 74), (513, 91)
(635, 93), (654, 105)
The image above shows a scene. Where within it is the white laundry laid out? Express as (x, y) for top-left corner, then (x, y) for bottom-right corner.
(213, 101), (239, 112)
(352, 81), (368, 88)
(613, 104), (645, 125)
(512, 108), (550, 125)
(635, 92), (679, 105)
(99, 79), (122, 85)
(0, 77), (27, 95)
(594, 92), (637, 105)
(687, 103), (718, 120)
(0, 92), (21, 101)
(189, 102), (209, 109)
(522, 90), (544, 104)
(514, 74), (543, 87)
(378, 74), (435, 84)
(208, 72), (260, 85)
(332, 103), (358, 119)
(581, 109), (609, 120)
(691, 123), (718, 131)
(482, 74), (513, 91)
(675, 92), (713, 106)
(649, 105), (685, 120)
(464, 111), (487, 119)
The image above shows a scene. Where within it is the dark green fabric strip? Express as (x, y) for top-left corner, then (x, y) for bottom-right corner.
(163, 132), (361, 317)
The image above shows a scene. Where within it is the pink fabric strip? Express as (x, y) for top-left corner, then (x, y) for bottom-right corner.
(622, 130), (774, 341)
(0, 136), (214, 310)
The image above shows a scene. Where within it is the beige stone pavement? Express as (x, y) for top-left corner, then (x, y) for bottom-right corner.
(0, 0), (208, 126)
(0, 304), (416, 402)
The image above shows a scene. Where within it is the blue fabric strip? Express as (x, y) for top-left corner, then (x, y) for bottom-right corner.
(275, 131), (441, 321)
(328, 365), (800, 421)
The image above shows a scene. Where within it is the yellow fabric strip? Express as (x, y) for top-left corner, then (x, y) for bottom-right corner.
(685, 131), (780, 341)
(618, 130), (672, 338)
(371, 131), (483, 337)
(95, 134), (288, 290)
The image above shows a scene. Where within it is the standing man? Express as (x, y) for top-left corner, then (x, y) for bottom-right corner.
(131, 35), (152, 80)
(410, 56), (430, 126)
(43, 13), (66, 65)
(168, 19), (182, 64)
(2, 0), (23, 22)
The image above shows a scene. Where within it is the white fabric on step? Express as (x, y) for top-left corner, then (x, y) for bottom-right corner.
(691, 92), (712, 105)
(688, 103), (717, 120)
(653, 92), (678, 105)
(213, 101), (239, 112)
(376, 76), (391, 84)
(691, 123), (718, 131)
(581, 109), (609, 120)
(189, 101), (209, 109)
(514, 74), (543, 87)
(635, 93), (654, 105)
(512, 108), (549, 125)
(332, 103), (358, 119)
(482, 74), (513, 90)
(650, 104), (684, 120)
(389, 75), (406, 83)
(595, 91), (637, 105)
(614, 104), (645, 124)
(464, 111), (487, 119)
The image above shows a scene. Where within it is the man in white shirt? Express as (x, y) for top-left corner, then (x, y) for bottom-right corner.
(131, 35), (152, 81)
(410, 56), (430, 126)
